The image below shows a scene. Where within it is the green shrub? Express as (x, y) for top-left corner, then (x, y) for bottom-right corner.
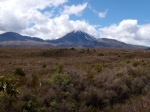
(23, 100), (45, 112)
(50, 99), (58, 107)
(132, 59), (141, 67)
(0, 77), (20, 97)
(31, 73), (40, 90)
(97, 53), (104, 56)
(15, 68), (25, 76)
(79, 49), (85, 53)
(42, 63), (47, 68)
(70, 47), (75, 50)
(94, 63), (105, 72)
(124, 53), (135, 59)
(54, 64), (64, 73)
(47, 73), (71, 88)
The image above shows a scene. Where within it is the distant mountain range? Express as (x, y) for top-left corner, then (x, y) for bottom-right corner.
(0, 31), (147, 49)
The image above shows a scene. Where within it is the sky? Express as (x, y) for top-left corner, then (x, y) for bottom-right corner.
(0, 0), (150, 46)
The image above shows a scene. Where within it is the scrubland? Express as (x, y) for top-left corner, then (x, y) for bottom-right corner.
(0, 48), (150, 112)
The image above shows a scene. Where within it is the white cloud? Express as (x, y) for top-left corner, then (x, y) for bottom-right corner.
(0, 0), (97, 40)
(0, 0), (67, 32)
(99, 9), (108, 18)
(22, 14), (97, 39)
(88, 4), (108, 19)
(63, 2), (88, 16)
(99, 19), (150, 46)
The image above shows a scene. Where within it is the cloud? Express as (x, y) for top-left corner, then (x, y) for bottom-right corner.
(63, 2), (88, 16)
(99, 19), (150, 46)
(0, 0), (97, 40)
(88, 4), (108, 19)
(22, 14), (97, 39)
(0, 0), (67, 32)
(99, 9), (108, 18)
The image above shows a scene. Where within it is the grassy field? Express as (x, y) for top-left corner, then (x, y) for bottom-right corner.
(0, 48), (150, 112)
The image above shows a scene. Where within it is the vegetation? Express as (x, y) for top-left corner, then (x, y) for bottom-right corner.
(15, 68), (25, 76)
(0, 48), (150, 112)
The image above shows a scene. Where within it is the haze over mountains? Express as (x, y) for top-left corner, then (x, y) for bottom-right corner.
(0, 31), (147, 49)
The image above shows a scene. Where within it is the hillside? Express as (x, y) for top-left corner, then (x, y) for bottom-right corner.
(48, 31), (103, 47)
(0, 31), (147, 49)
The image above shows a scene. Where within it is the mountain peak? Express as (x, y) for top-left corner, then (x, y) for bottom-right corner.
(0, 32), (44, 42)
(48, 30), (98, 47)
(73, 30), (83, 34)
(2, 32), (21, 37)
(72, 30), (90, 35)
(63, 30), (95, 41)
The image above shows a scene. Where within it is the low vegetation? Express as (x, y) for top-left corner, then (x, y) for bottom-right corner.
(0, 48), (150, 112)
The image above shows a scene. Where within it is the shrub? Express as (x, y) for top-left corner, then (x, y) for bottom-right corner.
(50, 99), (58, 108)
(94, 63), (105, 72)
(42, 63), (47, 68)
(121, 96), (150, 112)
(131, 78), (146, 94)
(54, 64), (64, 73)
(70, 47), (75, 50)
(15, 68), (25, 76)
(79, 49), (85, 53)
(47, 73), (72, 89)
(124, 53), (135, 59)
(97, 53), (104, 56)
(0, 77), (20, 97)
(23, 100), (45, 112)
(31, 73), (40, 90)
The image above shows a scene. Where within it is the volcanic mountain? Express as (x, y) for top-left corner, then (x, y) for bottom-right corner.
(0, 32), (43, 42)
(48, 31), (107, 48)
(0, 31), (147, 49)
(48, 31), (146, 49)
(0, 32), (51, 48)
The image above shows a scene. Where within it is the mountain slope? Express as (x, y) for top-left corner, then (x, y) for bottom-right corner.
(0, 32), (53, 48)
(0, 31), (147, 49)
(0, 32), (44, 42)
(48, 31), (107, 47)
(48, 31), (147, 49)
(97, 38), (146, 49)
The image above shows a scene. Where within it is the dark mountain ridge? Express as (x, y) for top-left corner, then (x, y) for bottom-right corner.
(48, 31), (107, 47)
(0, 31), (148, 49)
(0, 32), (44, 42)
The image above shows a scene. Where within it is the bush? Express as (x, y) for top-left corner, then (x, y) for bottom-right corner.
(31, 73), (40, 90)
(97, 53), (104, 56)
(23, 100), (45, 112)
(70, 47), (75, 50)
(0, 77), (20, 97)
(42, 63), (47, 68)
(79, 49), (85, 53)
(47, 73), (72, 89)
(15, 68), (25, 76)
(124, 53), (135, 59)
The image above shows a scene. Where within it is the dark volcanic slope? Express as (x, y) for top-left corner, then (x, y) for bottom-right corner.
(0, 32), (53, 48)
(48, 31), (107, 48)
(48, 31), (147, 49)
(0, 31), (147, 49)
(0, 32), (44, 42)
(97, 38), (147, 49)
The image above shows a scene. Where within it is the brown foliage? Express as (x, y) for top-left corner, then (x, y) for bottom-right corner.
(0, 48), (150, 112)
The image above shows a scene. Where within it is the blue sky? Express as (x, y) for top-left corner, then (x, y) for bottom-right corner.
(0, 0), (150, 46)
(68, 0), (150, 25)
